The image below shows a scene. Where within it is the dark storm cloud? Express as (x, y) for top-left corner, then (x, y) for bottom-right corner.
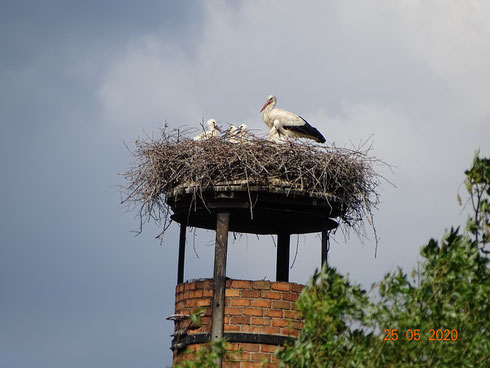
(0, 1), (203, 367)
(0, 0), (202, 67)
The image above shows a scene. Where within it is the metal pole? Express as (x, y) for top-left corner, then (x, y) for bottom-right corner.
(321, 224), (329, 267)
(276, 233), (290, 282)
(177, 223), (186, 284)
(211, 212), (230, 367)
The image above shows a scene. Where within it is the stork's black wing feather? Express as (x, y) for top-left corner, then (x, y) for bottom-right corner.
(282, 116), (326, 143)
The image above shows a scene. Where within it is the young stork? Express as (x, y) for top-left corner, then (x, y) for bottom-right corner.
(193, 119), (220, 141)
(228, 125), (240, 143)
(260, 95), (326, 143)
(228, 124), (249, 144)
(268, 122), (286, 143)
(238, 124), (248, 141)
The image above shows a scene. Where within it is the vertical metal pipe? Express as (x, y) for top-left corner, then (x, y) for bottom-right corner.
(211, 212), (230, 367)
(321, 222), (329, 267)
(177, 223), (187, 284)
(276, 233), (290, 282)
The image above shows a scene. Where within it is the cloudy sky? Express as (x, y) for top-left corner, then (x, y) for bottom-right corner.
(1, 1), (489, 366)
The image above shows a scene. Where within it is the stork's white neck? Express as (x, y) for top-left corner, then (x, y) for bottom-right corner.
(261, 101), (275, 116)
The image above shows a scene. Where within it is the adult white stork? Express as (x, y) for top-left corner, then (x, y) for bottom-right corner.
(260, 95), (326, 143)
(193, 119), (220, 141)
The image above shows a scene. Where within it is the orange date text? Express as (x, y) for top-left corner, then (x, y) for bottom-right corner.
(384, 329), (458, 341)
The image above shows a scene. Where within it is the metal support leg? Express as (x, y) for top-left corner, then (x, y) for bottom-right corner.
(177, 224), (186, 284)
(211, 212), (230, 367)
(276, 233), (290, 282)
(321, 225), (330, 267)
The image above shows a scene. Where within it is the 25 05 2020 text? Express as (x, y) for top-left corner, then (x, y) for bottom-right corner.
(384, 329), (458, 342)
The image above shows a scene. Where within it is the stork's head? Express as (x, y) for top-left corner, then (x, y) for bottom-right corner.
(229, 125), (239, 134)
(260, 95), (276, 112)
(239, 124), (248, 132)
(207, 119), (218, 129)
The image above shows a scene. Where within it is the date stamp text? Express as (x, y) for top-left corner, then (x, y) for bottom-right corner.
(384, 329), (458, 341)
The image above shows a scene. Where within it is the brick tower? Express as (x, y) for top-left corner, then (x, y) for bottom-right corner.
(167, 183), (340, 367)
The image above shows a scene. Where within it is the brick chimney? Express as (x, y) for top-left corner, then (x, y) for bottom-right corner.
(172, 279), (304, 367)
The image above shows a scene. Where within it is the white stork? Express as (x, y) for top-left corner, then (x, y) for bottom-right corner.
(239, 124), (248, 140)
(193, 119), (220, 141)
(228, 124), (249, 144)
(238, 124), (251, 144)
(228, 125), (240, 143)
(260, 95), (326, 143)
(268, 122), (286, 143)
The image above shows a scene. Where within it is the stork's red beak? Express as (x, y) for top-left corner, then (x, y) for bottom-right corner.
(260, 100), (270, 112)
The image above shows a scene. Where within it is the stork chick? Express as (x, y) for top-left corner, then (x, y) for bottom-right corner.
(268, 121), (286, 143)
(238, 124), (249, 143)
(228, 125), (240, 143)
(228, 124), (249, 144)
(193, 119), (220, 141)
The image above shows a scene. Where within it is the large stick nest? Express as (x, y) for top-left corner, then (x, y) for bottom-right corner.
(122, 127), (386, 239)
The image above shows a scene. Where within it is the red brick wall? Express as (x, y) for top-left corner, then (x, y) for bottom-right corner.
(172, 278), (304, 367)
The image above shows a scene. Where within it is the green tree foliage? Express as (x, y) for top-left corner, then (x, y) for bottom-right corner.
(278, 151), (490, 367)
(277, 266), (377, 366)
(462, 150), (490, 251)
